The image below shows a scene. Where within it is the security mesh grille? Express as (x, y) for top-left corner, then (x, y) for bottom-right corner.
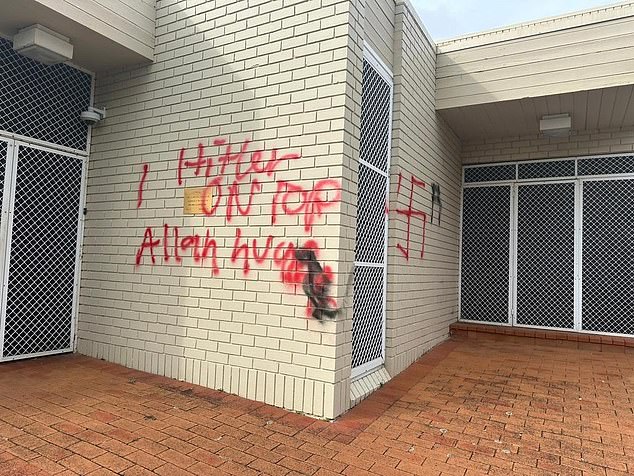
(355, 165), (387, 263)
(518, 160), (575, 180)
(352, 266), (384, 368)
(353, 58), (391, 371)
(464, 164), (516, 183)
(582, 180), (634, 334)
(359, 59), (390, 173)
(460, 186), (510, 323)
(516, 183), (575, 328)
(0, 38), (91, 150)
(578, 156), (634, 176)
(2, 146), (83, 358)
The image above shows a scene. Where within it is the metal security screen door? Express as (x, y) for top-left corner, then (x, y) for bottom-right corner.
(352, 48), (393, 378)
(515, 182), (576, 328)
(460, 155), (634, 337)
(0, 38), (91, 361)
(0, 141), (85, 361)
(582, 179), (634, 334)
(460, 186), (511, 323)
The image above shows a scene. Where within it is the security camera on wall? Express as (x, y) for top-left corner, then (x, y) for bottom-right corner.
(80, 106), (106, 125)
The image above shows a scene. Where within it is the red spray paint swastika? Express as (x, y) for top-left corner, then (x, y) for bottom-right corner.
(395, 174), (427, 260)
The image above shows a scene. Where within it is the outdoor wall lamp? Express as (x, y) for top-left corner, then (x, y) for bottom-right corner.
(540, 113), (572, 138)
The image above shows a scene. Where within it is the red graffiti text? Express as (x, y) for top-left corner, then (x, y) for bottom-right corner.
(135, 137), (342, 318)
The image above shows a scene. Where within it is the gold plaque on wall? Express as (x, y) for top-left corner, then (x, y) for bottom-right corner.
(183, 187), (211, 215)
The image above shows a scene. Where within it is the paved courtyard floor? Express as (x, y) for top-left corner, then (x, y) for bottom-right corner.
(1, 336), (633, 475)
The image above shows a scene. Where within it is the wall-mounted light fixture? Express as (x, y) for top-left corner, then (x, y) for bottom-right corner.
(539, 113), (572, 138)
(80, 107), (107, 125)
(12, 24), (73, 65)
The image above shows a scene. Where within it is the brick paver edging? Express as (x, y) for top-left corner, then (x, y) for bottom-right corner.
(450, 322), (634, 351)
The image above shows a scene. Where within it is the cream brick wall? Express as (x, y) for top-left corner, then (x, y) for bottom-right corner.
(385, 0), (461, 377)
(364, 0), (395, 70)
(77, 0), (355, 419)
(462, 126), (634, 164)
(334, 0), (364, 417)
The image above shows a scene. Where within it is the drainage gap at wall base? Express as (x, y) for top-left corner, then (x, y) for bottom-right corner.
(350, 366), (391, 407)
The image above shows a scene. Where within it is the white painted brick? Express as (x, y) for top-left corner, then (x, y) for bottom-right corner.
(228, 355), (253, 368)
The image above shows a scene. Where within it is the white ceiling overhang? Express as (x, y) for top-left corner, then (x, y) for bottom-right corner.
(0, 0), (155, 72)
(435, 2), (634, 141)
(438, 85), (634, 141)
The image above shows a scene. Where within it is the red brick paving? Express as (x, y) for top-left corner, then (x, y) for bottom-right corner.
(1, 336), (633, 475)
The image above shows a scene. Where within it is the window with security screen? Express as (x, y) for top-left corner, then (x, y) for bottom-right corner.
(461, 155), (634, 336)
(0, 38), (92, 151)
(516, 183), (575, 329)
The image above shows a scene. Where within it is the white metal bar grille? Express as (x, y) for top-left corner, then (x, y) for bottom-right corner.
(460, 186), (511, 323)
(356, 165), (387, 263)
(0, 38), (92, 151)
(515, 183), (575, 328)
(582, 179), (634, 334)
(352, 266), (384, 368)
(352, 53), (392, 376)
(1, 144), (83, 359)
(465, 155), (634, 185)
